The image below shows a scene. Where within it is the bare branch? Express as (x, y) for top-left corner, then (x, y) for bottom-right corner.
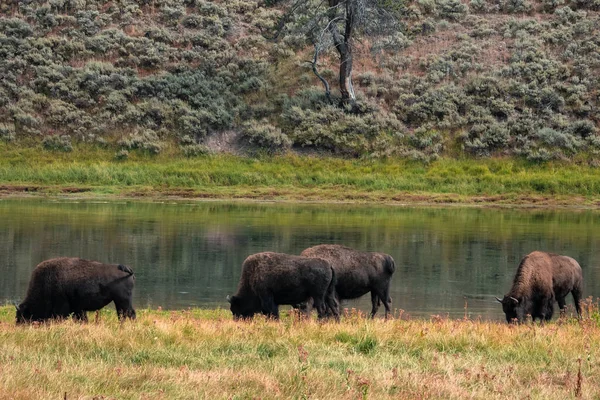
(308, 44), (332, 104)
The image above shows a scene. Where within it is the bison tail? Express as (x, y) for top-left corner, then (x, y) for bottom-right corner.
(328, 266), (337, 297)
(118, 264), (134, 276)
(384, 255), (396, 275)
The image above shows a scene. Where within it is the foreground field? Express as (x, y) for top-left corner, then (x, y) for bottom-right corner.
(0, 306), (599, 399)
(3, 145), (600, 207)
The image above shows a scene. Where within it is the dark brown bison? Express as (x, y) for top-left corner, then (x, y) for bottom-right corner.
(16, 257), (136, 324)
(300, 244), (396, 318)
(227, 252), (339, 320)
(496, 251), (583, 323)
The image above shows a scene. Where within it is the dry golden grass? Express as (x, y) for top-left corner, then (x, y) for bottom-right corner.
(0, 305), (599, 399)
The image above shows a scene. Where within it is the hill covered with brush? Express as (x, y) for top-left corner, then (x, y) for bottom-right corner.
(1, 0), (599, 163)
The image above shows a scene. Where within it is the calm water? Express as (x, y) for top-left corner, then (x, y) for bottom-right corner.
(1, 199), (599, 320)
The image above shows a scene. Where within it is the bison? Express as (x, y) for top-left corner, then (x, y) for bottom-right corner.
(496, 251), (583, 323)
(227, 252), (339, 320)
(15, 257), (136, 324)
(299, 244), (396, 318)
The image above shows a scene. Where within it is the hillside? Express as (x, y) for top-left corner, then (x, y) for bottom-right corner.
(1, 0), (599, 163)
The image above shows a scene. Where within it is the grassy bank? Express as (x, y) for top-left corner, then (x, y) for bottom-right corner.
(1, 306), (599, 399)
(2, 144), (600, 206)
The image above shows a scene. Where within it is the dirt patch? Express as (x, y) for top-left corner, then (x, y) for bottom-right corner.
(0, 185), (92, 194)
(391, 194), (456, 203)
(125, 191), (153, 198)
(126, 189), (222, 199)
(204, 130), (247, 155)
(61, 187), (91, 193)
(392, 194), (424, 202)
(170, 191), (220, 199)
(161, 189), (201, 198)
(472, 195), (509, 203)
(0, 185), (41, 192)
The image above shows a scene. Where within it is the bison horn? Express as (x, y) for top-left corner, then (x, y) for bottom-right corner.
(12, 301), (20, 311)
(495, 297), (503, 303)
(509, 296), (519, 304)
(226, 295), (231, 303)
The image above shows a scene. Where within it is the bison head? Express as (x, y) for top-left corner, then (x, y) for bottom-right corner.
(227, 295), (257, 320)
(496, 296), (520, 323)
(14, 302), (31, 324)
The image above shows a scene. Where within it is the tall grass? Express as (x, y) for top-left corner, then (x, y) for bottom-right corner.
(2, 144), (600, 204)
(0, 305), (599, 399)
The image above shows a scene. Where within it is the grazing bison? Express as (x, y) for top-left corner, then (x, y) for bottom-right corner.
(16, 257), (136, 324)
(227, 252), (339, 320)
(300, 244), (396, 318)
(496, 251), (583, 323)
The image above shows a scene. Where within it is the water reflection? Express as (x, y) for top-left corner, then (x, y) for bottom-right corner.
(0, 200), (598, 320)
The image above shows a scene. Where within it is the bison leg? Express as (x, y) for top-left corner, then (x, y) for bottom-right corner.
(114, 297), (136, 321)
(292, 298), (314, 318)
(312, 296), (328, 320)
(259, 294), (279, 320)
(572, 287), (583, 318)
(541, 298), (555, 323)
(325, 294), (340, 321)
(73, 310), (88, 322)
(556, 296), (567, 318)
(117, 306), (136, 320)
(371, 286), (392, 319)
(381, 287), (392, 319)
(51, 299), (71, 321)
(370, 292), (380, 318)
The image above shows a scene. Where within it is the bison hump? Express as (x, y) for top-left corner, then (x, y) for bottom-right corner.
(118, 264), (134, 275)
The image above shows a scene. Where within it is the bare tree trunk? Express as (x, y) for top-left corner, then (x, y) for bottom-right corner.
(341, 0), (355, 106)
(328, 0), (356, 107)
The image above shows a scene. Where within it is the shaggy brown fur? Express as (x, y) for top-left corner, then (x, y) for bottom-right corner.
(16, 257), (136, 323)
(228, 252), (339, 320)
(300, 244), (396, 318)
(498, 251), (583, 323)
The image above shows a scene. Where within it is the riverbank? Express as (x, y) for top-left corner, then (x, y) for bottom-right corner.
(2, 144), (600, 207)
(0, 306), (598, 399)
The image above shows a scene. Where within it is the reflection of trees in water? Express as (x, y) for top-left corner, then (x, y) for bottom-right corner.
(1, 201), (600, 316)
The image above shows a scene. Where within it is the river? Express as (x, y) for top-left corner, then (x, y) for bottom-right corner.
(1, 199), (598, 320)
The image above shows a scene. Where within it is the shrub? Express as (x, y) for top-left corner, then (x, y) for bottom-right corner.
(181, 144), (210, 157)
(407, 126), (444, 160)
(282, 100), (403, 156)
(554, 6), (582, 23)
(436, 0), (469, 20)
(469, 0), (488, 13)
(418, 0), (437, 15)
(118, 130), (163, 154)
(42, 134), (73, 152)
(240, 120), (291, 153)
(396, 85), (468, 129)
(0, 18), (34, 38)
(527, 147), (554, 161)
(371, 32), (412, 53)
(567, 120), (596, 138)
(536, 127), (581, 151)
(502, 0), (533, 13)
(570, 0), (600, 10)
(0, 124), (16, 141)
(462, 123), (510, 156)
(115, 149), (129, 160)
(181, 15), (203, 29)
(542, 0), (565, 12)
